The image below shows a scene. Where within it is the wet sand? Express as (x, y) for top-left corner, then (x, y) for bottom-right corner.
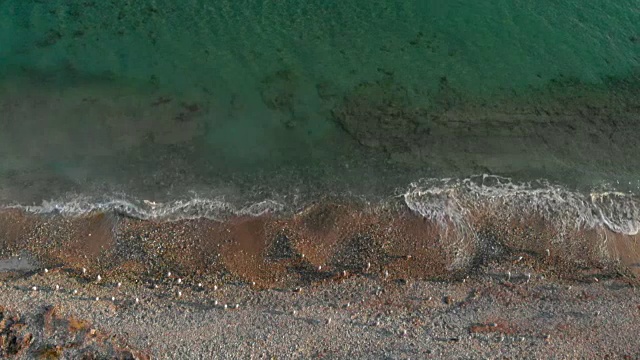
(1, 204), (640, 358)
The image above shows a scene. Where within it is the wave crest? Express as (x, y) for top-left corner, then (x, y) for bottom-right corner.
(403, 175), (640, 235)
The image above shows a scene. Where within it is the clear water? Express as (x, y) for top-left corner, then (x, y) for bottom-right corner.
(0, 1), (639, 223)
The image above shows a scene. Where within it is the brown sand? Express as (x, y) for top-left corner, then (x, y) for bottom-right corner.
(1, 204), (640, 358)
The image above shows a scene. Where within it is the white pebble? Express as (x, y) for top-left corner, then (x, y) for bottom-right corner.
(73, 289), (78, 295)
(111, 296), (115, 301)
(44, 268), (49, 273)
(95, 297), (100, 301)
(234, 304), (239, 309)
(317, 265), (322, 271)
(135, 297), (140, 304)
(198, 283), (203, 287)
(224, 304), (228, 309)
(167, 271), (172, 277)
(97, 275), (102, 282)
(82, 268), (87, 275)
(213, 285), (218, 291)
(214, 300), (219, 305)
(117, 282), (122, 288)
(326, 318), (332, 325)
(177, 291), (182, 297)
(32, 286), (37, 291)
(54, 285), (59, 291)
(177, 278), (182, 284)
(384, 270), (389, 278)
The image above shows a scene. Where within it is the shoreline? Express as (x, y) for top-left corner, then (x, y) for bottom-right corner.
(1, 198), (638, 287)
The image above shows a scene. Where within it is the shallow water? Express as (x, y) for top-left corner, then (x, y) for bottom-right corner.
(0, 1), (639, 231)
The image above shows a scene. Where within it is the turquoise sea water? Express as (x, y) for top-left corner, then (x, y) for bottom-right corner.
(0, 1), (639, 222)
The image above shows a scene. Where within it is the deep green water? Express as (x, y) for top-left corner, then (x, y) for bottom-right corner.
(0, 0), (639, 208)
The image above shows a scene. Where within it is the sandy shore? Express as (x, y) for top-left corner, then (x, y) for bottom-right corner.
(1, 261), (639, 359)
(1, 204), (640, 358)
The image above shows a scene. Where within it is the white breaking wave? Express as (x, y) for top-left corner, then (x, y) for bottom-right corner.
(3, 196), (284, 221)
(2, 175), (639, 238)
(403, 174), (640, 235)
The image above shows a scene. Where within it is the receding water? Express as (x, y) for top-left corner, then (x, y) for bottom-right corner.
(0, 1), (639, 225)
